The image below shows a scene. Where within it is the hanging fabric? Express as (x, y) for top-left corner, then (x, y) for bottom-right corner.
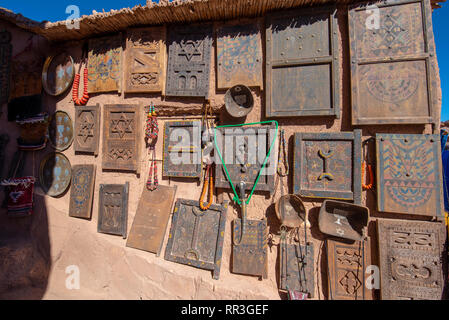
(1, 176), (35, 217)
(72, 44), (89, 106)
(146, 103), (159, 191)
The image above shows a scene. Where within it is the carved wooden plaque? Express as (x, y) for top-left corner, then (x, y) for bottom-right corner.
(377, 219), (445, 300)
(266, 5), (340, 118)
(125, 26), (166, 93)
(376, 134), (443, 217)
(349, 0), (438, 125)
(126, 185), (177, 257)
(165, 199), (228, 280)
(293, 130), (362, 204)
(327, 239), (373, 300)
(280, 243), (314, 297)
(69, 164), (96, 219)
(216, 21), (263, 89)
(166, 24), (212, 97)
(88, 34), (122, 94)
(98, 183), (129, 238)
(232, 219), (268, 279)
(0, 30), (12, 105)
(74, 104), (100, 155)
(9, 59), (43, 100)
(103, 104), (141, 174)
(163, 120), (202, 178)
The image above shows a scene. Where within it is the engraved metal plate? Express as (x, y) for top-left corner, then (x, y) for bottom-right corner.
(42, 53), (75, 96)
(74, 104), (100, 155)
(164, 199), (228, 280)
(98, 183), (129, 238)
(166, 24), (212, 97)
(39, 152), (72, 197)
(293, 130), (362, 203)
(163, 120), (202, 178)
(88, 34), (122, 94)
(125, 26), (166, 93)
(349, 0), (438, 125)
(377, 219), (445, 300)
(232, 219), (268, 278)
(216, 21), (263, 89)
(327, 239), (373, 300)
(69, 164), (96, 219)
(266, 5), (340, 118)
(127, 185), (177, 256)
(103, 104), (141, 174)
(280, 243), (314, 297)
(376, 134), (443, 217)
(0, 30), (12, 105)
(48, 110), (74, 151)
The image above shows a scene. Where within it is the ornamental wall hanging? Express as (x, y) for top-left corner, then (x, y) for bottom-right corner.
(42, 53), (75, 96)
(98, 183), (129, 239)
(349, 0), (438, 125)
(48, 110), (74, 152)
(16, 113), (49, 151)
(69, 164), (96, 219)
(9, 59), (43, 100)
(0, 30), (12, 105)
(74, 104), (100, 156)
(376, 134), (443, 217)
(0, 177), (36, 218)
(39, 152), (72, 197)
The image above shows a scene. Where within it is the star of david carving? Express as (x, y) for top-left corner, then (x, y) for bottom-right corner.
(78, 117), (95, 143)
(179, 40), (202, 61)
(111, 114), (133, 138)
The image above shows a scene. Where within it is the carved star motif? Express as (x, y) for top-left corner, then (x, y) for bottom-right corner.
(78, 117), (95, 143)
(179, 40), (202, 61)
(111, 114), (133, 139)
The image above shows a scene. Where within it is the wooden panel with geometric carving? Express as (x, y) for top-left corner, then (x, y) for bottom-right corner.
(69, 164), (96, 219)
(74, 104), (100, 156)
(377, 219), (445, 300)
(98, 183), (129, 239)
(125, 27), (166, 93)
(0, 30), (12, 105)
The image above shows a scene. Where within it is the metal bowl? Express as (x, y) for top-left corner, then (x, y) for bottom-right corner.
(224, 84), (254, 118)
(275, 194), (309, 228)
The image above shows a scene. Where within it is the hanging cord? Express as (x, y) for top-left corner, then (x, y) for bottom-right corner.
(72, 44), (89, 106)
(146, 103), (159, 191)
(200, 102), (215, 210)
(362, 137), (375, 191)
(200, 164), (214, 210)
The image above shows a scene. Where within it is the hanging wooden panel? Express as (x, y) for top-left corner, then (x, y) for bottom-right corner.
(349, 0), (438, 125)
(74, 104), (100, 155)
(0, 30), (12, 105)
(377, 219), (445, 300)
(48, 110), (74, 152)
(163, 120), (202, 178)
(293, 130), (362, 204)
(88, 34), (122, 94)
(98, 183), (129, 238)
(9, 58), (43, 100)
(166, 24), (212, 97)
(280, 243), (314, 297)
(126, 185), (177, 256)
(216, 20), (263, 89)
(376, 134), (443, 217)
(266, 5), (340, 118)
(125, 26), (166, 93)
(103, 104), (141, 174)
(69, 164), (96, 219)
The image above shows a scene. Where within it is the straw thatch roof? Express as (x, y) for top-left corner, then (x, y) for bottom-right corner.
(0, 0), (446, 42)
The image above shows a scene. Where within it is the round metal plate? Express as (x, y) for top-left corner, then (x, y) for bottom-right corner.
(42, 53), (75, 96)
(224, 84), (254, 118)
(48, 110), (74, 151)
(39, 152), (72, 197)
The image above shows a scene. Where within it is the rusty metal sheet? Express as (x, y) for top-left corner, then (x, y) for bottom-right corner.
(0, 30), (11, 105)
(215, 125), (276, 194)
(293, 130), (362, 204)
(165, 24), (212, 97)
(48, 110), (74, 152)
(232, 219), (268, 279)
(69, 164), (96, 219)
(74, 104), (100, 155)
(265, 5), (340, 118)
(126, 185), (177, 257)
(280, 243), (314, 297)
(163, 120), (202, 178)
(39, 152), (72, 197)
(349, 0), (438, 125)
(9, 59), (42, 100)
(103, 104), (141, 174)
(376, 134), (443, 217)
(88, 34), (122, 94)
(216, 20), (263, 89)
(125, 26), (166, 93)
(377, 219), (445, 300)
(164, 199), (228, 280)
(327, 239), (373, 300)
(98, 182), (129, 238)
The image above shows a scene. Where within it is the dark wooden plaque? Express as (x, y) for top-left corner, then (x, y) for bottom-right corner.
(280, 243), (314, 297)
(376, 134), (443, 217)
(216, 21), (263, 89)
(74, 104), (100, 155)
(88, 34), (122, 94)
(125, 26), (166, 93)
(0, 30), (12, 105)
(48, 110), (74, 151)
(232, 219), (268, 279)
(164, 199), (228, 280)
(327, 239), (373, 300)
(293, 130), (362, 204)
(126, 185), (177, 256)
(39, 152), (72, 197)
(163, 120), (202, 178)
(215, 125), (276, 194)
(103, 104), (141, 174)
(98, 183), (129, 238)
(0, 134), (9, 179)
(166, 24), (212, 97)
(377, 219), (445, 300)
(69, 164), (96, 219)
(9, 59), (43, 100)
(349, 0), (438, 125)
(266, 5), (340, 118)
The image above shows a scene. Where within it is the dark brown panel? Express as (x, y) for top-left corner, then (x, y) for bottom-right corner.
(9, 60), (42, 100)
(0, 30), (11, 105)
(74, 104), (100, 155)
(98, 183), (129, 238)
(69, 164), (96, 219)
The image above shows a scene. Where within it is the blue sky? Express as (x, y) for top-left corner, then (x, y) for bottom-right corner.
(0, 0), (448, 120)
